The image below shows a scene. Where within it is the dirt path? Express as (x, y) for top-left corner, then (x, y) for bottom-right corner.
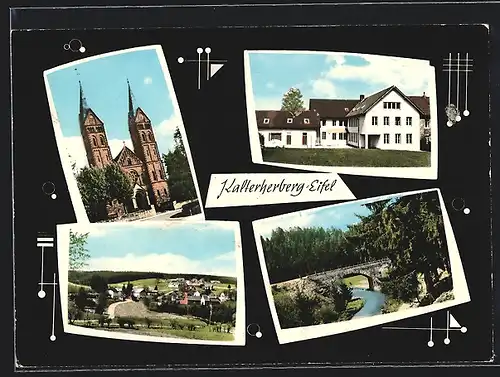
(106, 300), (130, 319)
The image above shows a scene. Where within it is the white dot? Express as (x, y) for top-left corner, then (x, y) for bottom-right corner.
(38, 290), (46, 299)
(205, 47), (211, 54)
(455, 115), (462, 122)
(50, 335), (56, 341)
(196, 47), (203, 54)
(463, 110), (470, 117)
(463, 208), (471, 215)
(447, 121), (453, 127)
(444, 338), (450, 345)
(461, 327), (468, 333)
(51, 193), (57, 199)
(79, 46), (86, 53)
(427, 340), (434, 347)
(177, 57), (184, 64)
(255, 331), (262, 338)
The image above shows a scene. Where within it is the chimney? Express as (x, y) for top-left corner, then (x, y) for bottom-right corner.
(423, 92), (426, 97)
(360, 94), (365, 101)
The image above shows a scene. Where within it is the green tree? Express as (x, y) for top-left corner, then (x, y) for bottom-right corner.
(75, 287), (88, 311)
(76, 166), (109, 221)
(281, 87), (305, 116)
(103, 164), (134, 205)
(69, 230), (90, 270)
(90, 274), (108, 293)
(162, 127), (197, 202)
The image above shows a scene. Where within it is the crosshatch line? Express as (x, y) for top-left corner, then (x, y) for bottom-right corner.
(38, 282), (58, 285)
(442, 69), (474, 72)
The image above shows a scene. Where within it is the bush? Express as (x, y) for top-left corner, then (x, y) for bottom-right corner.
(117, 316), (136, 329)
(380, 269), (420, 302)
(313, 304), (340, 324)
(273, 291), (302, 329)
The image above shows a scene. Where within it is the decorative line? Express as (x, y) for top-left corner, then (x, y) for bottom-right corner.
(446, 310), (450, 340)
(456, 53), (460, 111)
(180, 59), (228, 63)
(40, 246), (45, 295)
(51, 273), (57, 341)
(465, 52), (469, 113)
(448, 53), (451, 104)
(382, 326), (463, 331)
(197, 49), (202, 90)
(206, 51), (210, 80)
(429, 317), (433, 344)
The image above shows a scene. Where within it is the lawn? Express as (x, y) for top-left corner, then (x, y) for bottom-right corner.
(342, 275), (369, 288)
(262, 147), (431, 167)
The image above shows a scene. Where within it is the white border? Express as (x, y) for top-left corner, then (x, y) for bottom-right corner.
(43, 45), (205, 224)
(253, 188), (469, 344)
(57, 219), (245, 346)
(244, 50), (439, 180)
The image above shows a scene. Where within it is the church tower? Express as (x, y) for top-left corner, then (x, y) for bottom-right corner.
(78, 81), (113, 169)
(127, 80), (171, 209)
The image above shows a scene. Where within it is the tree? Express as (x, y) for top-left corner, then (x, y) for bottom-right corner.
(75, 287), (88, 311)
(162, 127), (197, 202)
(76, 166), (110, 221)
(281, 87), (305, 116)
(103, 164), (134, 205)
(69, 230), (90, 270)
(90, 274), (108, 293)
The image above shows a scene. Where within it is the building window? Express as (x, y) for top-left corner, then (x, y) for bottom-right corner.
(263, 118), (270, 124)
(395, 117), (401, 126)
(159, 169), (164, 179)
(127, 158), (132, 165)
(383, 102), (401, 109)
(332, 133), (337, 140)
(302, 133), (307, 146)
(146, 149), (150, 158)
(321, 120), (326, 127)
(141, 133), (146, 141)
(384, 134), (390, 144)
(287, 118), (293, 124)
(372, 116), (378, 126)
(100, 135), (105, 145)
(286, 134), (292, 145)
(304, 118), (310, 124)
(147, 132), (152, 141)
(424, 120), (430, 128)
(321, 132), (326, 140)
(92, 136), (97, 146)
(164, 188), (168, 196)
(406, 117), (412, 126)
(383, 116), (390, 126)
(406, 134), (413, 144)
(269, 132), (282, 141)
(152, 170), (157, 181)
(395, 134), (401, 144)
(157, 190), (161, 198)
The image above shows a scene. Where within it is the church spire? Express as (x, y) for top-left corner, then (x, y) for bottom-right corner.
(79, 80), (89, 124)
(127, 78), (135, 119)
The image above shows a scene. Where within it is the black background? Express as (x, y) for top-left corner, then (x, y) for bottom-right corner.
(9, 5), (495, 372)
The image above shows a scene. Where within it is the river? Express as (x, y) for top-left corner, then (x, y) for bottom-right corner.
(352, 288), (387, 318)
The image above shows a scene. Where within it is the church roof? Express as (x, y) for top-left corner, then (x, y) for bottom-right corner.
(113, 144), (143, 166)
(82, 108), (104, 126)
(134, 107), (151, 123)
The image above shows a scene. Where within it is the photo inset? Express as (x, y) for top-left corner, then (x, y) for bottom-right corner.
(57, 221), (245, 346)
(44, 46), (204, 223)
(253, 189), (469, 344)
(245, 51), (438, 179)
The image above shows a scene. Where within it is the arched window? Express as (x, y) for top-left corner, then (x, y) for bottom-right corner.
(100, 135), (105, 145)
(157, 190), (161, 198)
(152, 170), (157, 181)
(145, 149), (150, 159)
(127, 158), (132, 165)
(159, 169), (164, 179)
(164, 188), (168, 196)
(92, 136), (97, 146)
(141, 133), (146, 142)
(147, 132), (152, 141)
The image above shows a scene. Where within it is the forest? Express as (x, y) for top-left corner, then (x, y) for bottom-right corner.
(261, 191), (455, 323)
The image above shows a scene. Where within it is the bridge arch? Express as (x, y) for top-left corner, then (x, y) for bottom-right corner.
(341, 272), (376, 291)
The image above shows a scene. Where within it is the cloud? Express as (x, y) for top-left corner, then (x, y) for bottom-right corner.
(214, 251), (236, 261)
(156, 115), (181, 137)
(310, 78), (337, 98)
(256, 211), (318, 239)
(63, 136), (134, 171)
(324, 54), (432, 96)
(84, 252), (237, 277)
(143, 76), (153, 85)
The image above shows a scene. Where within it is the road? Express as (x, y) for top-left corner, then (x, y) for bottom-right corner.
(106, 300), (130, 319)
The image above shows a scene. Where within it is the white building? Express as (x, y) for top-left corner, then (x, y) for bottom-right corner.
(346, 86), (424, 151)
(256, 110), (320, 148)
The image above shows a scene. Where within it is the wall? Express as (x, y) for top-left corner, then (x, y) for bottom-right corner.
(259, 129), (318, 148)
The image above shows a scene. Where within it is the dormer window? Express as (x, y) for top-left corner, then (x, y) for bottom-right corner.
(304, 118), (310, 124)
(344, 107), (349, 112)
(263, 118), (270, 124)
(286, 118), (293, 124)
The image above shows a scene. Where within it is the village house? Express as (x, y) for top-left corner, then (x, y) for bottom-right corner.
(256, 110), (321, 148)
(257, 86), (431, 152)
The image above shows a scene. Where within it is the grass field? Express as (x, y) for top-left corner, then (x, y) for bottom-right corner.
(108, 279), (236, 294)
(262, 147), (431, 167)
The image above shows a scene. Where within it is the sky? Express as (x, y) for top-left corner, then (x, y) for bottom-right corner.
(46, 47), (182, 171)
(248, 51), (434, 111)
(256, 196), (403, 239)
(73, 223), (238, 278)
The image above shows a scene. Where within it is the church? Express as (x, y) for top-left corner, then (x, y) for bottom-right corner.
(78, 80), (171, 218)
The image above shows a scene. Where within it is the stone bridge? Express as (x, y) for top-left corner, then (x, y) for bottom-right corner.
(307, 258), (392, 291)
